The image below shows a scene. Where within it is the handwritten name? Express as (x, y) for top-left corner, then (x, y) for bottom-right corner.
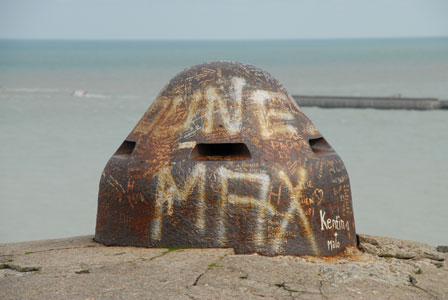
(320, 210), (349, 231)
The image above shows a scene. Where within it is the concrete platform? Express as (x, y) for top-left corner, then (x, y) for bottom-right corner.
(1, 234), (447, 299)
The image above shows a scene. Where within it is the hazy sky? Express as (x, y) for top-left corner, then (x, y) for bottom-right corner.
(1, 0), (447, 40)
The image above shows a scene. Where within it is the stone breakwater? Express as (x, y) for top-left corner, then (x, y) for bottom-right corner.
(1, 234), (447, 300)
(293, 95), (448, 110)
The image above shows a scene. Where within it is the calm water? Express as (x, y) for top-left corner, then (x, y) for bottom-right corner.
(0, 39), (447, 245)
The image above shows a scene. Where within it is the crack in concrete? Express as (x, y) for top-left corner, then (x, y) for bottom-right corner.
(274, 281), (302, 299)
(409, 275), (440, 299)
(0, 263), (40, 272)
(319, 280), (329, 299)
(185, 294), (199, 300)
(146, 247), (187, 262)
(192, 254), (229, 286)
(193, 271), (206, 286)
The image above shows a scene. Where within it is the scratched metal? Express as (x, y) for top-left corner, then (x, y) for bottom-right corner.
(94, 61), (356, 256)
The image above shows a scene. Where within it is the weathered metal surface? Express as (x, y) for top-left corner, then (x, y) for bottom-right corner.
(95, 61), (356, 256)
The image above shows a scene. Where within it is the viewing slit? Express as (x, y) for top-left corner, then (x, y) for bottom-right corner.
(190, 143), (251, 161)
(114, 140), (136, 156)
(309, 137), (334, 155)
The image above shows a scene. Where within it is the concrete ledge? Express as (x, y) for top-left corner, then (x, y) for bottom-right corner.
(1, 234), (447, 299)
(293, 95), (447, 110)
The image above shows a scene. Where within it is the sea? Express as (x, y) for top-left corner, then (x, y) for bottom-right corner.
(0, 38), (447, 246)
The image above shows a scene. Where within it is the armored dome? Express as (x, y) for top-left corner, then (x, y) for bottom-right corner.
(95, 61), (356, 256)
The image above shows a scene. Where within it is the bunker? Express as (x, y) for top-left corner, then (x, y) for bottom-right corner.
(95, 61), (356, 256)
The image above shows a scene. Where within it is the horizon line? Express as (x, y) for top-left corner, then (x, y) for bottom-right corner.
(1, 35), (447, 42)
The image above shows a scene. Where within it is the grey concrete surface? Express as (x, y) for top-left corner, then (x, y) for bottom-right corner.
(292, 95), (445, 110)
(1, 234), (447, 299)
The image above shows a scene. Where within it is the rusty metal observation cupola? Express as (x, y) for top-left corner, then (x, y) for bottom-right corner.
(95, 61), (356, 256)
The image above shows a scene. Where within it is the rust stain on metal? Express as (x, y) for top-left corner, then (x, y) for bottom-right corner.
(95, 61), (356, 256)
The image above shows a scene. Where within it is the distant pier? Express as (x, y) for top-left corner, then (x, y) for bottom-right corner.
(293, 95), (448, 110)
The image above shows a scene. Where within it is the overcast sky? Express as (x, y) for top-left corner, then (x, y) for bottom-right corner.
(1, 0), (447, 40)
